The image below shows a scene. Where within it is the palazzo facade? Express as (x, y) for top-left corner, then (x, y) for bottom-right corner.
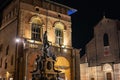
(0, 0), (80, 80)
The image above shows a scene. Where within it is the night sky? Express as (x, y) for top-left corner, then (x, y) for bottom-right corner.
(53, 0), (120, 49)
(0, 0), (120, 55)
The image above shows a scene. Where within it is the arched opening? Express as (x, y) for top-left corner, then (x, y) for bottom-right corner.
(103, 33), (109, 46)
(54, 57), (70, 80)
(103, 64), (113, 80)
(103, 33), (110, 56)
(30, 16), (43, 41)
(54, 21), (65, 46)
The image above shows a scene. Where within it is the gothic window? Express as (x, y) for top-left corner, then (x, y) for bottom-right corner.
(11, 55), (14, 65)
(0, 58), (2, 67)
(54, 22), (65, 45)
(14, 8), (17, 15)
(5, 59), (7, 69)
(6, 45), (9, 55)
(103, 33), (109, 46)
(10, 11), (13, 18)
(7, 13), (10, 20)
(0, 44), (3, 52)
(30, 16), (43, 41)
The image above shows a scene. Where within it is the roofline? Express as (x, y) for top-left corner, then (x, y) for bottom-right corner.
(45, 0), (77, 11)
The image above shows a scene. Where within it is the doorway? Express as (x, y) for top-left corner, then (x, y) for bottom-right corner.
(91, 78), (94, 80)
(106, 72), (112, 80)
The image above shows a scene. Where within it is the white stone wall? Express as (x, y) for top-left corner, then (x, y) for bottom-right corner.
(80, 63), (120, 80)
(114, 64), (120, 80)
(80, 63), (89, 80)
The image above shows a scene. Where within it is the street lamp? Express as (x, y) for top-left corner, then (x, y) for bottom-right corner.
(15, 37), (24, 80)
(14, 37), (21, 80)
(24, 51), (29, 80)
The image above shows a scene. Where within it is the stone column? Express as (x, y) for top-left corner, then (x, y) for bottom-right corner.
(73, 49), (81, 80)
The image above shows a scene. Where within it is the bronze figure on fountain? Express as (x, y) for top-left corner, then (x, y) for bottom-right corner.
(31, 31), (61, 80)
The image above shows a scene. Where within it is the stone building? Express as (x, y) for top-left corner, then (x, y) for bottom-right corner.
(0, 0), (80, 80)
(80, 17), (120, 80)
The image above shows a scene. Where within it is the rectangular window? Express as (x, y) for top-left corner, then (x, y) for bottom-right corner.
(55, 29), (63, 45)
(107, 73), (112, 80)
(31, 24), (41, 41)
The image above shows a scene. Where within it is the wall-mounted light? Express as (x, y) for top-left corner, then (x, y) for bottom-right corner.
(63, 48), (67, 52)
(15, 38), (21, 43)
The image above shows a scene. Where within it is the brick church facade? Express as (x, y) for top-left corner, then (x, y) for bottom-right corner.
(80, 17), (120, 80)
(0, 0), (80, 80)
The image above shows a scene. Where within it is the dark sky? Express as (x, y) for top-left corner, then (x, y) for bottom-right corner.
(0, 0), (120, 50)
(53, 0), (120, 49)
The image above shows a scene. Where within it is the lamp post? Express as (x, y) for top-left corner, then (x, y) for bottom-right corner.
(15, 37), (21, 80)
(24, 51), (28, 80)
(24, 40), (30, 80)
(25, 51), (29, 80)
(15, 37), (25, 80)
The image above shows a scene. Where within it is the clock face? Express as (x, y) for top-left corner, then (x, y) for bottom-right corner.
(47, 61), (52, 70)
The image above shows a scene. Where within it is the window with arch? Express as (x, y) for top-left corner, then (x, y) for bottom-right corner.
(54, 22), (65, 45)
(0, 58), (2, 67)
(30, 16), (43, 41)
(103, 33), (109, 46)
(11, 55), (14, 65)
(5, 59), (7, 69)
(0, 44), (3, 52)
(6, 45), (9, 55)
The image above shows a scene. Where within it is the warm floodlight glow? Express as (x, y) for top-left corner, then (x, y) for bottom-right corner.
(6, 72), (10, 79)
(30, 40), (34, 43)
(10, 78), (13, 80)
(63, 49), (67, 52)
(61, 45), (65, 48)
